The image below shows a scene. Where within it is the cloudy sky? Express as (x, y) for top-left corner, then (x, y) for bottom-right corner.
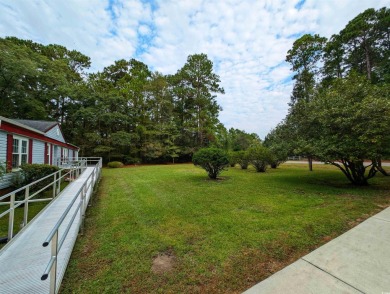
(0, 0), (387, 138)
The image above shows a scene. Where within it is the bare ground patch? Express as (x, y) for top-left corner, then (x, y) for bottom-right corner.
(152, 251), (177, 274)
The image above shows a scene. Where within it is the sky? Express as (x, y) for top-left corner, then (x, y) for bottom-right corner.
(0, 0), (387, 138)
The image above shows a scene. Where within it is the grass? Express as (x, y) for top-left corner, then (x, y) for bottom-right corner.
(61, 163), (390, 293)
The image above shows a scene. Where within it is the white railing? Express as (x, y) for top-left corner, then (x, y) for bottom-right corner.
(40, 157), (102, 294)
(0, 159), (88, 243)
(55, 157), (102, 168)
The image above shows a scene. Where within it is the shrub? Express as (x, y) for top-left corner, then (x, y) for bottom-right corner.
(247, 145), (272, 172)
(227, 151), (238, 167)
(12, 171), (24, 190)
(269, 153), (279, 168)
(107, 161), (124, 168)
(14, 164), (60, 199)
(192, 148), (229, 179)
(0, 161), (5, 180)
(236, 150), (250, 169)
(267, 148), (287, 169)
(19, 164), (60, 186)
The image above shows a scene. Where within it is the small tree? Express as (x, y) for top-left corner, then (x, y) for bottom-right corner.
(227, 151), (238, 167)
(248, 145), (272, 172)
(306, 74), (390, 185)
(268, 153), (280, 169)
(193, 148), (229, 179)
(264, 125), (289, 168)
(236, 150), (250, 169)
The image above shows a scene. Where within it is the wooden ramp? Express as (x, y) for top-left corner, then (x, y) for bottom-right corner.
(0, 167), (97, 293)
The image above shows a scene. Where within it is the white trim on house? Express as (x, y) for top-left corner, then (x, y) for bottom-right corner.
(12, 135), (29, 170)
(47, 143), (51, 165)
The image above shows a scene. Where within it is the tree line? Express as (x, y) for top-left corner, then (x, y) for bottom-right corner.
(1, 7), (388, 185)
(265, 7), (390, 185)
(0, 37), (262, 163)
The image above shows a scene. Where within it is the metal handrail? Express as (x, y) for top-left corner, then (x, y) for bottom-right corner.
(40, 157), (102, 294)
(0, 159), (88, 242)
(0, 159), (88, 202)
(0, 170), (61, 202)
(55, 157), (101, 167)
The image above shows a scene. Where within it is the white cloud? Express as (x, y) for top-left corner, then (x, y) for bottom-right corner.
(138, 25), (151, 36)
(0, 0), (385, 138)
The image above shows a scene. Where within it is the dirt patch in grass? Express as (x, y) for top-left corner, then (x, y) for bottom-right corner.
(204, 176), (230, 182)
(151, 251), (176, 274)
(339, 193), (360, 199)
(346, 204), (388, 228)
(376, 203), (390, 209)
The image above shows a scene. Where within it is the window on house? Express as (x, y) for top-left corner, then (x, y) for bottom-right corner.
(62, 148), (68, 160)
(12, 137), (28, 168)
(47, 143), (51, 164)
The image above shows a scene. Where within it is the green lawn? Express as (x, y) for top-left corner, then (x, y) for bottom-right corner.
(61, 163), (390, 293)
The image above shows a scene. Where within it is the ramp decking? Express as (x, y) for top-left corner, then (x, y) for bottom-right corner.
(0, 167), (97, 293)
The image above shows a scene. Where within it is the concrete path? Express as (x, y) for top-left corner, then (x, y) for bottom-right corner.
(244, 207), (390, 294)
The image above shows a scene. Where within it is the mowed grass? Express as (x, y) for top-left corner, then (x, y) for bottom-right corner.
(61, 163), (390, 293)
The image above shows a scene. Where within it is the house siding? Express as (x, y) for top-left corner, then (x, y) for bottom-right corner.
(0, 131), (6, 163)
(32, 141), (45, 164)
(0, 173), (14, 189)
(0, 131), (9, 189)
(45, 125), (65, 143)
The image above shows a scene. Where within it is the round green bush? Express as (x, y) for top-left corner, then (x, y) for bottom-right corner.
(236, 150), (250, 169)
(107, 161), (124, 168)
(247, 145), (272, 172)
(192, 148), (229, 179)
(227, 151), (238, 167)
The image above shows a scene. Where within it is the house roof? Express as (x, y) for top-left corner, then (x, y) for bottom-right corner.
(0, 116), (45, 134)
(13, 119), (58, 132)
(0, 116), (79, 150)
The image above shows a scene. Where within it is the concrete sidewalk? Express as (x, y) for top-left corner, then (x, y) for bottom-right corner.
(244, 207), (390, 294)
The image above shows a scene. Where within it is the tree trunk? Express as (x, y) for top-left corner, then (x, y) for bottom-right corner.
(308, 156), (313, 171)
(331, 160), (376, 186)
(376, 158), (389, 176)
(364, 42), (372, 81)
